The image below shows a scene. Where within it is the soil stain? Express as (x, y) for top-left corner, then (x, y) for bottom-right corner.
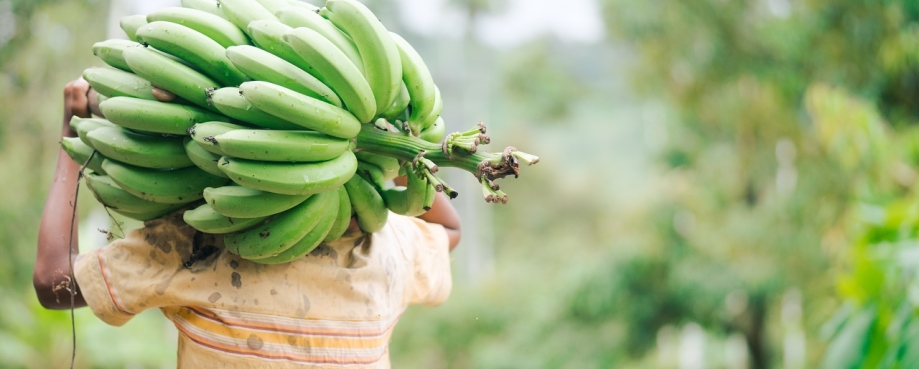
(144, 232), (173, 254)
(231, 272), (242, 289)
(154, 273), (175, 295)
(247, 334), (264, 350)
(208, 292), (222, 303)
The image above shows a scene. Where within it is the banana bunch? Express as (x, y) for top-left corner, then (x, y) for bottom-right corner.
(67, 0), (538, 263)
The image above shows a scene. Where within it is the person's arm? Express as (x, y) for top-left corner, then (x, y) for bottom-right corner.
(394, 176), (461, 251)
(33, 78), (93, 310)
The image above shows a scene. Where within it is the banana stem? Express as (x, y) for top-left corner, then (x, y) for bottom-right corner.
(481, 179), (496, 203)
(451, 136), (478, 153)
(494, 189), (508, 204)
(511, 151), (540, 166)
(354, 123), (536, 202)
(418, 157), (438, 173)
(355, 124), (510, 179)
(423, 170), (444, 192)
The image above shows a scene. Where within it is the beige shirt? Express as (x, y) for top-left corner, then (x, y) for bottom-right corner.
(74, 210), (452, 368)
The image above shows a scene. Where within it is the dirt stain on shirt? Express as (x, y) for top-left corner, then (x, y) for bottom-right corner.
(231, 272), (242, 289)
(144, 232), (173, 254)
(302, 295), (311, 314)
(154, 273), (175, 295)
(247, 334), (264, 350)
(208, 292), (222, 303)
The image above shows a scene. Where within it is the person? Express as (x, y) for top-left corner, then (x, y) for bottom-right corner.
(33, 77), (461, 368)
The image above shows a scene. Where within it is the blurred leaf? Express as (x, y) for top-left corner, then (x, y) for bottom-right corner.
(820, 306), (876, 369)
(897, 318), (919, 368)
(820, 301), (854, 340)
(805, 83), (891, 173)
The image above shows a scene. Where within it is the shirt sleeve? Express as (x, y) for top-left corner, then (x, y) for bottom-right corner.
(73, 215), (192, 326)
(394, 215), (453, 307)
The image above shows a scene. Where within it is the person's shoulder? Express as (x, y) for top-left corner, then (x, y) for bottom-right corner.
(376, 212), (448, 247)
(106, 206), (198, 256)
(133, 206), (198, 236)
(379, 212), (426, 236)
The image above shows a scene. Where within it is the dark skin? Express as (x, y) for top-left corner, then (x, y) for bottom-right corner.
(34, 76), (461, 310)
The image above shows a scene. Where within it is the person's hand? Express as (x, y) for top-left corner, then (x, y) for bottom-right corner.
(62, 71), (178, 137)
(391, 175), (461, 250)
(62, 78), (92, 137)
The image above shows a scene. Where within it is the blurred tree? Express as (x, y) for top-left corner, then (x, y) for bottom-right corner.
(0, 1), (179, 368)
(17, 0), (919, 368)
(0, 0), (59, 67)
(590, 0), (919, 367)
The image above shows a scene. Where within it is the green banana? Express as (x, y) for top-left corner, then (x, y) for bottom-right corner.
(102, 159), (229, 204)
(251, 192), (338, 264)
(83, 169), (181, 214)
(213, 129), (350, 162)
(286, 0), (318, 10)
(381, 163), (427, 216)
(70, 116), (117, 147)
(354, 151), (400, 181)
(275, 6), (363, 73)
(225, 190), (334, 259)
(421, 86), (443, 130)
(379, 82), (409, 121)
(147, 7), (250, 48)
(207, 87), (303, 130)
(245, 20), (318, 78)
(219, 0), (279, 34)
(135, 21), (249, 87)
(344, 172), (388, 233)
(96, 93), (109, 104)
(323, 186), (352, 242)
(225, 45), (342, 107)
(322, 0), (401, 116)
(356, 160), (386, 189)
(61, 137), (105, 174)
(82, 67), (156, 101)
(87, 127), (193, 169)
(92, 39), (139, 72)
(218, 150), (357, 195)
(183, 202), (269, 234)
(283, 27), (375, 123)
(418, 116), (446, 143)
(189, 121), (251, 155)
(122, 44), (220, 111)
(92, 39), (194, 71)
(112, 206), (185, 222)
(184, 137), (229, 178)
(422, 180), (436, 210)
(99, 96), (229, 135)
(120, 15), (148, 42)
(180, 0), (228, 19)
(239, 81), (361, 139)
(203, 185), (310, 218)
(390, 32), (436, 134)
(253, 0), (289, 14)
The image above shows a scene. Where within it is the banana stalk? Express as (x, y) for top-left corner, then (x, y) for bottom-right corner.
(354, 122), (538, 202)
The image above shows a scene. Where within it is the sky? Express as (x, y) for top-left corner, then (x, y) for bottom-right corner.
(395, 0), (605, 47)
(117, 0), (605, 48)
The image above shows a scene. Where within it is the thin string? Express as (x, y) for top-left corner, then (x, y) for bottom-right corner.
(67, 151), (90, 369)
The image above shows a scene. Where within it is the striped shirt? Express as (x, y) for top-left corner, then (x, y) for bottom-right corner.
(74, 210), (452, 368)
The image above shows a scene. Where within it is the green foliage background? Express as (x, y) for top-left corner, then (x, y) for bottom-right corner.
(1, 0), (917, 368)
